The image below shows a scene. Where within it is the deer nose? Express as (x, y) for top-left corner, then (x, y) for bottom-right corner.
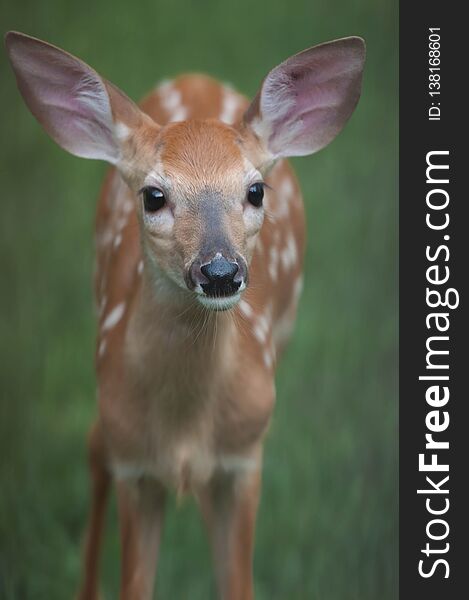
(199, 256), (240, 297)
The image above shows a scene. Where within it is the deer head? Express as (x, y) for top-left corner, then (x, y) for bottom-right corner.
(5, 31), (365, 311)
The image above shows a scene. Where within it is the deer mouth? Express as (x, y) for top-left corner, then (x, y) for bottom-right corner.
(196, 291), (243, 312)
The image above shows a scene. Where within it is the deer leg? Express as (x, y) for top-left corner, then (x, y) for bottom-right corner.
(198, 467), (262, 600)
(116, 478), (166, 600)
(77, 423), (111, 600)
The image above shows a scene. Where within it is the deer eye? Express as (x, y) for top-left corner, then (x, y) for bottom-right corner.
(247, 182), (264, 208)
(142, 187), (166, 212)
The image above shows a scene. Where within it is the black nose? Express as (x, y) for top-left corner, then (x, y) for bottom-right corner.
(200, 256), (240, 297)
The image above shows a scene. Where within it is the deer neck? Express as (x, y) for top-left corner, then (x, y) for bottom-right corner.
(126, 262), (237, 412)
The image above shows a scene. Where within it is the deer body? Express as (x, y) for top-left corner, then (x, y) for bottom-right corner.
(6, 32), (365, 599)
(96, 76), (304, 495)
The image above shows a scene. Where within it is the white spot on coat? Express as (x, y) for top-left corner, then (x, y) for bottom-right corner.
(219, 89), (241, 124)
(253, 304), (272, 345)
(273, 310), (295, 348)
(113, 233), (122, 249)
(102, 302), (126, 332)
(293, 275), (304, 301)
(99, 295), (107, 317)
(253, 323), (267, 344)
(98, 338), (107, 357)
(160, 84), (182, 111)
(263, 348), (273, 369)
(273, 276), (303, 349)
(158, 81), (188, 122)
(281, 232), (298, 270)
(239, 299), (253, 319)
(115, 215), (128, 232)
(123, 200), (133, 214)
(268, 246), (279, 281)
(280, 177), (294, 199)
(170, 106), (188, 121)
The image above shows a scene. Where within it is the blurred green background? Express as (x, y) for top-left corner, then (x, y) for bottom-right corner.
(0, 0), (397, 598)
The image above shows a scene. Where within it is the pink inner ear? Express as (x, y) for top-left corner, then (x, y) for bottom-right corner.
(6, 33), (119, 163)
(258, 38), (365, 157)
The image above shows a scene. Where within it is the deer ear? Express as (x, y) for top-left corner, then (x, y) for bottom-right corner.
(243, 37), (365, 159)
(5, 31), (153, 164)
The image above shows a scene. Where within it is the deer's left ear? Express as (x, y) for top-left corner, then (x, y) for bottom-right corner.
(242, 37), (365, 160)
(5, 31), (157, 165)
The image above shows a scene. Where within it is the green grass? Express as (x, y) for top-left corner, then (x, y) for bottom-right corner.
(0, 0), (398, 597)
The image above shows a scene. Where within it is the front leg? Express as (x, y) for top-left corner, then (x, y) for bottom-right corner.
(116, 478), (166, 600)
(198, 462), (262, 600)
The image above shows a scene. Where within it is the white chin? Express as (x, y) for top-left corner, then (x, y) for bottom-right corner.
(197, 293), (241, 311)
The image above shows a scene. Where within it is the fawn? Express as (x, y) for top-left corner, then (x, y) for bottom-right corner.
(6, 31), (365, 600)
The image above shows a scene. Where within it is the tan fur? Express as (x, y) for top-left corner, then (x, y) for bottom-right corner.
(82, 74), (304, 600)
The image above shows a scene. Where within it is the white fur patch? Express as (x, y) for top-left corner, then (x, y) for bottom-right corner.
(281, 232), (298, 270)
(239, 299), (254, 319)
(263, 337), (276, 370)
(159, 82), (181, 110)
(170, 106), (188, 121)
(273, 310), (295, 349)
(219, 89), (241, 124)
(123, 199), (133, 214)
(253, 304), (272, 344)
(268, 246), (279, 281)
(197, 293), (241, 311)
(99, 295), (107, 317)
(293, 275), (304, 301)
(98, 338), (107, 357)
(253, 323), (267, 344)
(280, 176), (294, 198)
(102, 302), (125, 331)
(114, 122), (130, 141)
(218, 454), (258, 473)
(113, 233), (122, 249)
(158, 81), (188, 122)
(273, 275), (304, 349)
(275, 176), (295, 219)
(115, 215), (128, 232)
(112, 451), (258, 484)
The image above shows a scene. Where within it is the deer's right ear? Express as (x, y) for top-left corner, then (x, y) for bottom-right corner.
(242, 37), (365, 162)
(5, 31), (155, 165)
